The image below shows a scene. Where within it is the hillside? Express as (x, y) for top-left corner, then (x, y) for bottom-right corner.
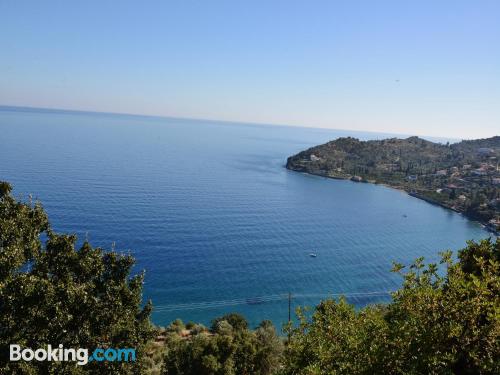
(286, 136), (500, 231)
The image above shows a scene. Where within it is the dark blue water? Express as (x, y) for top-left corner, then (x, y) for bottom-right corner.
(0, 107), (490, 329)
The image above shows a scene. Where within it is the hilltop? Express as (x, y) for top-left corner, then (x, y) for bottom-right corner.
(286, 136), (500, 231)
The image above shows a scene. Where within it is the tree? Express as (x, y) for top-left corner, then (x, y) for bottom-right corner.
(162, 316), (283, 375)
(210, 313), (248, 332)
(449, 188), (457, 200)
(0, 182), (155, 374)
(284, 238), (500, 375)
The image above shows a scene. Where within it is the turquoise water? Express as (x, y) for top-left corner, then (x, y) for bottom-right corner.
(0, 107), (490, 329)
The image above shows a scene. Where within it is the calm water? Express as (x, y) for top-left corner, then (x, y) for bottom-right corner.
(0, 107), (490, 329)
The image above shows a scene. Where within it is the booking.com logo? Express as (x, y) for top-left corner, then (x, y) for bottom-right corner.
(10, 344), (136, 365)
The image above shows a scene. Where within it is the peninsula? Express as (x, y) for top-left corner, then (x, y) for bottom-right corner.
(286, 136), (500, 232)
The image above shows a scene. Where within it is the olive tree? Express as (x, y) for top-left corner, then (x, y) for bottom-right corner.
(0, 182), (155, 374)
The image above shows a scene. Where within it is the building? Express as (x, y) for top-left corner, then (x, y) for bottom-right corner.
(310, 154), (321, 162)
(487, 219), (500, 231)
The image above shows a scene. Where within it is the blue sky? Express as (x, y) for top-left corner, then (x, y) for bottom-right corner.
(1, 0), (498, 138)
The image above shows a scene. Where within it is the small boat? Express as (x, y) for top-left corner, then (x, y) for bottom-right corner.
(309, 253), (317, 258)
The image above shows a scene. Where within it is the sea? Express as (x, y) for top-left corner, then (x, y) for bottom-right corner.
(0, 106), (491, 329)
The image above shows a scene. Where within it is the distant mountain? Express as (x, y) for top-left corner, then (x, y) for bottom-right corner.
(286, 136), (500, 231)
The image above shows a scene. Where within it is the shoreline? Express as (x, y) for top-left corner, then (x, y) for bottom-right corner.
(287, 167), (499, 236)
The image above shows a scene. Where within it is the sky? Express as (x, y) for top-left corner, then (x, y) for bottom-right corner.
(0, 0), (499, 139)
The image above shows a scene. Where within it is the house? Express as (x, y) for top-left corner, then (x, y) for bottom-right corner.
(310, 154), (321, 162)
(407, 175), (418, 181)
(436, 169), (447, 176)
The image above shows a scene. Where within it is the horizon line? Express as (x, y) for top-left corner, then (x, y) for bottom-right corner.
(0, 104), (467, 143)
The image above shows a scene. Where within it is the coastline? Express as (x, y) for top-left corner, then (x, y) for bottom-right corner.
(286, 166), (499, 236)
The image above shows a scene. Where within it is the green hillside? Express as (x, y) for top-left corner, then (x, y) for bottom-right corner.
(287, 136), (500, 231)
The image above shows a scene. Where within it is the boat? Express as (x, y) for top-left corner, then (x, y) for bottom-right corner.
(309, 253), (317, 258)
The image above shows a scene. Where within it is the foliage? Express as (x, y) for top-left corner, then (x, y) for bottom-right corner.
(0, 182), (155, 374)
(162, 315), (283, 375)
(143, 331), (168, 375)
(2, 180), (499, 374)
(211, 313), (249, 332)
(283, 238), (500, 375)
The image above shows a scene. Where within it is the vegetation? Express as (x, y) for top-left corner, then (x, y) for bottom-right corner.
(0, 181), (155, 374)
(1, 181), (499, 374)
(286, 136), (500, 231)
(156, 238), (499, 375)
(283, 238), (500, 375)
(161, 315), (283, 375)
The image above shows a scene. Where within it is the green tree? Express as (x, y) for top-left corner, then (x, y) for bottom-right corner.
(284, 238), (500, 375)
(0, 182), (155, 374)
(211, 313), (248, 332)
(162, 315), (283, 375)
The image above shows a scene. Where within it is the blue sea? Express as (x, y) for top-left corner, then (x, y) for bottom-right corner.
(0, 106), (491, 329)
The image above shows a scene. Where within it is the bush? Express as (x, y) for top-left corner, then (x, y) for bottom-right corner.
(210, 313), (248, 332)
(283, 238), (500, 374)
(162, 314), (283, 375)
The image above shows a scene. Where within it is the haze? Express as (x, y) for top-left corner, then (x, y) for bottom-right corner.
(1, 0), (499, 139)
